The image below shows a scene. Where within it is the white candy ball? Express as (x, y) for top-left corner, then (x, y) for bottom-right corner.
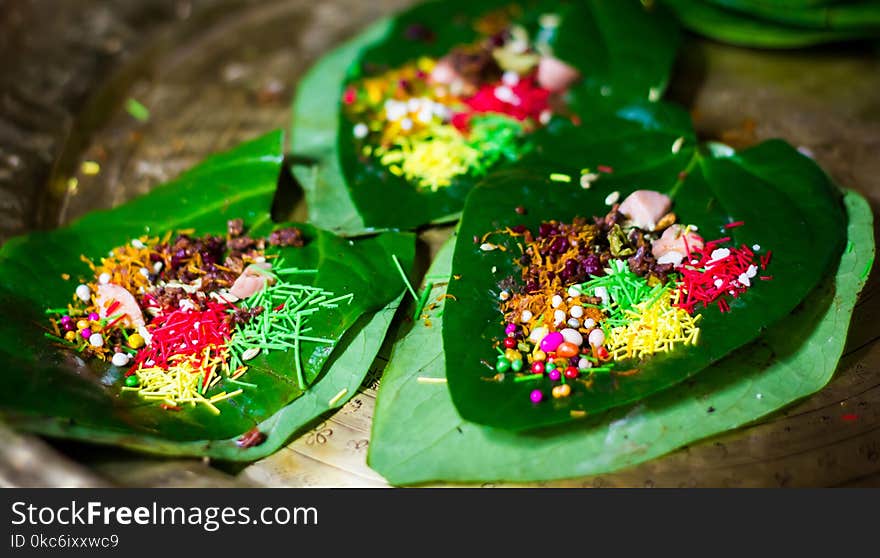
(528, 326), (549, 344)
(553, 309), (566, 325)
(75, 284), (91, 302)
(111, 352), (131, 367)
(560, 328), (583, 346)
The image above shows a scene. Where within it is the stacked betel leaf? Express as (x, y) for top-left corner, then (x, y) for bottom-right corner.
(0, 131), (416, 461)
(367, 112), (873, 481)
(662, 0), (880, 48)
(291, 0), (680, 234)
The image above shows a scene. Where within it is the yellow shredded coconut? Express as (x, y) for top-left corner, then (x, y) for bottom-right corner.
(375, 123), (480, 191)
(129, 345), (245, 412)
(604, 289), (701, 360)
(86, 233), (165, 293)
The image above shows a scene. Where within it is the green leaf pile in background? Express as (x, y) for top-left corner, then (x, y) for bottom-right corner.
(444, 115), (846, 430)
(292, 0), (681, 235)
(369, 191), (873, 485)
(662, 0), (880, 47)
(0, 131), (415, 460)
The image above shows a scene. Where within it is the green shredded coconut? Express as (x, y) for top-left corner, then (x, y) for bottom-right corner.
(579, 259), (671, 328)
(228, 263), (344, 391)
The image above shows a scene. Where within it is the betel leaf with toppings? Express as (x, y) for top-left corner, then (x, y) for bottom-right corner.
(291, 0), (680, 235)
(0, 131), (415, 460)
(443, 105), (847, 431)
(368, 190), (872, 484)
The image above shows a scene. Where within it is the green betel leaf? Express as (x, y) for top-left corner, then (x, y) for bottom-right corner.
(0, 131), (415, 460)
(291, 0), (680, 235)
(443, 117), (846, 430)
(662, 0), (880, 48)
(368, 191), (873, 485)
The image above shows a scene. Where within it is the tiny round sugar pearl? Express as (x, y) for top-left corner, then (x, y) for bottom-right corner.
(88, 333), (104, 347)
(520, 310), (533, 323)
(75, 284), (91, 302)
(588, 328), (605, 347)
(583, 318), (596, 329)
(551, 295), (563, 308)
(752, 244), (761, 251)
(567, 318), (581, 328)
(111, 352), (131, 367)
(578, 357), (592, 370)
(98, 272), (111, 285)
(569, 305), (584, 318)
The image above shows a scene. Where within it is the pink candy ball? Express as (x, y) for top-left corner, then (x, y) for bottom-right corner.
(540, 331), (564, 353)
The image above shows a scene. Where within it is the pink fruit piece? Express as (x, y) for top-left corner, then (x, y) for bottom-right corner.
(429, 57), (459, 85)
(652, 225), (705, 266)
(96, 284), (145, 328)
(618, 190), (672, 231)
(536, 56), (580, 93)
(229, 263), (276, 300)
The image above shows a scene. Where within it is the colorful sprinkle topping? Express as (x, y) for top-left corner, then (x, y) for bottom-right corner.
(45, 221), (347, 415)
(344, 11), (580, 191)
(479, 189), (772, 404)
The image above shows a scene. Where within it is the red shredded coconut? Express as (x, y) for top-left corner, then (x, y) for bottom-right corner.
(455, 77), (550, 127)
(674, 238), (768, 314)
(132, 301), (233, 371)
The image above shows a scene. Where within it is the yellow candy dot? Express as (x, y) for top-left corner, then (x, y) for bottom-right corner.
(64, 331), (76, 341)
(552, 384), (572, 399)
(533, 350), (546, 361)
(128, 333), (145, 349)
(76, 320), (89, 330)
(504, 348), (522, 361)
